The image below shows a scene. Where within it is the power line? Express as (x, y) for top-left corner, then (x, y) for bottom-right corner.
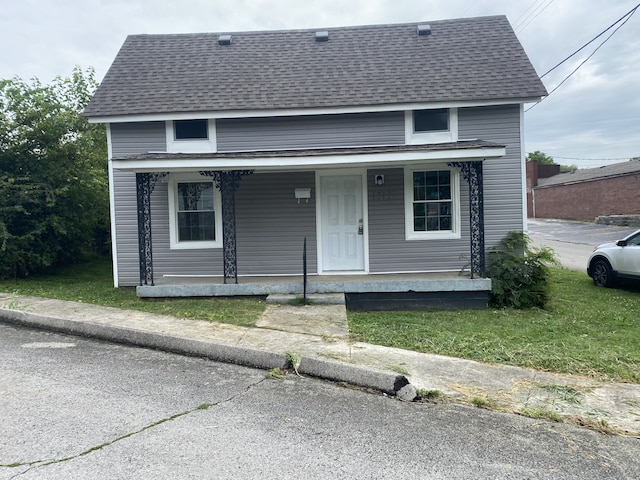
(513, 0), (546, 27)
(525, 3), (639, 112)
(515, 0), (554, 34)
(536, 17), (632, 102)
(539, 3), (640, 79)
(552, 155), (636, 162)
(461, 0), (480, 16)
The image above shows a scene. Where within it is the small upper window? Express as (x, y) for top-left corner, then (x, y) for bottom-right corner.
(174, 119), (208, 140)
(413, 109), (449, 132)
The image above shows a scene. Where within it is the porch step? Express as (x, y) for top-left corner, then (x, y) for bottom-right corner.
(266, 293), (345, 305)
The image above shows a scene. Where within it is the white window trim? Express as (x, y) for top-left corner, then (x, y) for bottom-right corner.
(166, 119), (217, 153)
(168, 173), (222, 249)
(404, 164), (461, 240)
(405, 108), (458, 145)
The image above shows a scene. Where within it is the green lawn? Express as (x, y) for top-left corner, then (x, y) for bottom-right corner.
(0, 258), (265, 328)
(349, 269), (640, 383)
(1, 260), (638, 382)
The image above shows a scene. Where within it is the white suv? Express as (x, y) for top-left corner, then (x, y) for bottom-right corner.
(587, 229), (640, 287)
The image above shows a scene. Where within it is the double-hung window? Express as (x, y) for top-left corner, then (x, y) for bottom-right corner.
(168, 176), (222, 249)
(404, 166), (460, 240)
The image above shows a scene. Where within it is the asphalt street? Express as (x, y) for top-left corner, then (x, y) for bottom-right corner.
(2, 324), (639, 479)
(527, 218), (638, 271)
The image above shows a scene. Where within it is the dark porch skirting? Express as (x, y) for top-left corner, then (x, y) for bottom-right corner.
(136, 273), (491, 311)
(345, 291), (488, 311)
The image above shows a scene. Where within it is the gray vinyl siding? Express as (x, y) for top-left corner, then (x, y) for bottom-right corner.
(113, 170), (317, 285)
(216, 112), (404, 152)
(113, 170), (217, 287)
(367, 168), (471, 273)
(110, 121), (168, 286)
(112, 169), (140, 286)
(111, 106), (522, 283)
(146, 181), (222, 280)
(458, 104), (523, 249)
(366, 105), (522, 273)
(110, 121), (166, 156)
(236, 172), (317, 275)
(151, 171), (316, 278)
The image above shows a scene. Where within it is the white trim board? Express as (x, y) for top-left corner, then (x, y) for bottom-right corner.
(87, 98), (543, 124)
(111, 147), (506, 173)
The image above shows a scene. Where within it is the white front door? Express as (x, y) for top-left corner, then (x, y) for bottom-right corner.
(319, 174), (365, 272)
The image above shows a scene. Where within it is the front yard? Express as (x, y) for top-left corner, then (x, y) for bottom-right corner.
(350, 268), (640, 382)
(1, 260), (638, 382)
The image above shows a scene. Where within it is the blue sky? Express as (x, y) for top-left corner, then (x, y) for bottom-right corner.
(1, 0), (638, 167)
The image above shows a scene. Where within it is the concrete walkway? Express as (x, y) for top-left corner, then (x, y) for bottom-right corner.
(1, 292), (639, 438)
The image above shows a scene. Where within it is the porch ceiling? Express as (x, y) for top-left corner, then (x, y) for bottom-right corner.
(112, 140), (505, 172)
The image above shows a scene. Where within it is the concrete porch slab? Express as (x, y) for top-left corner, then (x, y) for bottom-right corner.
(136, 272), (491, 299)
(266, 293), (346, 305)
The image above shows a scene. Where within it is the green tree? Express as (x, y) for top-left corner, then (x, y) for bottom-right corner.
(559, 163), (578, 173)
(0, 67), (108, 279)
(526, 150), (554, 165)
(526, 150), (577, 173)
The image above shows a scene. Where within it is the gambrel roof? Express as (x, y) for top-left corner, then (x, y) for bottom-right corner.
(83, 16), (547, 118)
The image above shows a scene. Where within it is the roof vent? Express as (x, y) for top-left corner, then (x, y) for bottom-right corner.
(417, 24), (431, 36)
(315, 31), (329, 42)
(218, 34), (232, 46)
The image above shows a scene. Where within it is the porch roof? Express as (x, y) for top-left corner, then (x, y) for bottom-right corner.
(112, 139), (505, 172)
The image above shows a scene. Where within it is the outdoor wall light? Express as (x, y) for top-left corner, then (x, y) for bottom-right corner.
(374, 174), (385, 186)
(295, 188), (311, 203)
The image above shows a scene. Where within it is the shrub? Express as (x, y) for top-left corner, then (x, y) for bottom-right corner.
(0, 69), (108, 279)
(486, 231), (558, 309)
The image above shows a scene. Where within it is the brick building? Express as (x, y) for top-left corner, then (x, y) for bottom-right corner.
(527, 160), (640, 221)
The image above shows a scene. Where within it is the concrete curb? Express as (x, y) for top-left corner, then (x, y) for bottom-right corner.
(298, 356), (412, 398)
(0, 308), (416, 400)
(0, 309), (287, 371)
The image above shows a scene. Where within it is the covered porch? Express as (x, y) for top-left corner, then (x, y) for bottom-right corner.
(124, 141), (503, 310)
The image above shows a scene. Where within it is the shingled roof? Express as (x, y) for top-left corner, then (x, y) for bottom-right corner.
(83, 16), (547, 118)
(537, 160), (640, 188)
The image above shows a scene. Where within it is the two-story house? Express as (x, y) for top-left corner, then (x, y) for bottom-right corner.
(83, 16), (546, 309)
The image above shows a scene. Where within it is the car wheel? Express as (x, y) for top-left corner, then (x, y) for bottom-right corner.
(592, 259), (614, 287)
